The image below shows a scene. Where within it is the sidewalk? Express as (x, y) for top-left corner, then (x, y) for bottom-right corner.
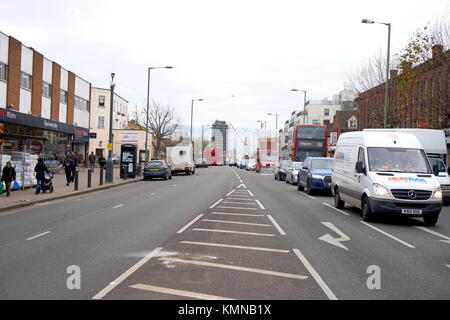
(0, 167), (142, 212)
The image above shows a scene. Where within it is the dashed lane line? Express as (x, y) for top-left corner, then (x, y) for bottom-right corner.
(267, 215), (286, 235)
(361, 221), (415, 248)
(247, 190), (254, 197)
(93, 247), (163, 300)
(179, 241), (290, 253)
(113, 204), (124, 209)
(298, 192), (315, 200)
(322, 203), (350, 216)
(130, 284), (235, 300)
(159, 257), (308, 280)
(414, 226), (450, 244)
(202, 219), (271, 227)
(293, 249), (338, 300)
(192, 228), (275, 237)
(26, 231), (51, 241)
(177, 214), (204, 234)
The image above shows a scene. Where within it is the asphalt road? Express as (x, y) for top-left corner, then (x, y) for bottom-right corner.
(0, 166), (449, 300)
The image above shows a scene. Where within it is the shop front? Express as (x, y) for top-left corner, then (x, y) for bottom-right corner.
(0, 108), (89, 162)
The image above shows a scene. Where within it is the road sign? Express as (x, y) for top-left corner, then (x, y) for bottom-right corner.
(107, 143), (113, 150)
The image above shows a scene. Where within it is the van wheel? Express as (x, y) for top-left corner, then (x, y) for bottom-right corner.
(362, 197), (372, 221)
(185, 170), (191, 176)
(423, 213), (439, 226)
(334, 188), (345, 209)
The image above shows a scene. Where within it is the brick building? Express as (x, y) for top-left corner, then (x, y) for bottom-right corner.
(356, 45), (450, 130)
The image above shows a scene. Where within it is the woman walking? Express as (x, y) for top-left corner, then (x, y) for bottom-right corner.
(34, 158), (49, 194)
(1, 161), (16, 197)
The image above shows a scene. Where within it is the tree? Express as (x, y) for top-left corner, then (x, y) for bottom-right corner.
(131, 100), (181, 159)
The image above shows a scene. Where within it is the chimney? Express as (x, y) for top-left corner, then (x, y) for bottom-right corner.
(390, 69), (398, 78)
(432, 44), (444, 58)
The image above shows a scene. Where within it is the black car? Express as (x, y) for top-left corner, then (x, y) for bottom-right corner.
(274, 160), (292, 181)
(143, 160), (172, 180)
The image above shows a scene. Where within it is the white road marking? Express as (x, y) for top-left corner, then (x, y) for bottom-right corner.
(322, 202), (350, 216)
(255, 200), (266, 210)
(237, 184), (247, 189)
(26, 231), (51, 241)
(159, 257), (308, 280)
(319, 222), (351, 251)
(150, 193), (157, 196)
(192, 228), (275, 237)
(260, 174), (273, 176)
(202, 219), (271, 227)
(93, 247), (163, 299)
(211, 212), (265, 217)
(293, 249), (337, 300)
(130, 284), (235, 300)
(247, 190), (254, 197)
(217, 206), (258, 210)
(226, 189), (236, 196)
(446, 264), (450, 269)
(298, 192), (315, 200)
(179, 241), (290, 253)
(222, 201), (257, 205)
(177, 214), (204, 234)
(113, 204), (124, 209)
(267, 215), (286, 235)
(414, 226), (450, 244)
(209, 199), (224, 209)
(361, 221), (415, 248)
(226, 197), (253, 201)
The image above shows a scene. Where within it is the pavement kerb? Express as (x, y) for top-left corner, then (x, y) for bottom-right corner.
(0, 178), (143, 213)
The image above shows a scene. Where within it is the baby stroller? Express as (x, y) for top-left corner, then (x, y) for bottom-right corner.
(43, 171), (54, 193)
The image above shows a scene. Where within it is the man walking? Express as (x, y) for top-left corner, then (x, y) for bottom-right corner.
(34, 158), (49, 194)
(88, 152), (96, 172)
(63, 155), (74, 186)
(1, 161), (16, 197)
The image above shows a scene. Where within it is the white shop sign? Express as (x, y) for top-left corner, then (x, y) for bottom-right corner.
(121, 133), (138, 142)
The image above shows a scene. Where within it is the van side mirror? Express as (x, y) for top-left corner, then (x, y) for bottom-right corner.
(302, 166), (308, 170)
(433, 164), (439, 176)
(356, 161), (366, 175)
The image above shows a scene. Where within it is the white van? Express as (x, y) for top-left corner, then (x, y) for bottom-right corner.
(332, 131), (443, 226)
(166, 145), (195, 175)
(364, 129), (450, 205)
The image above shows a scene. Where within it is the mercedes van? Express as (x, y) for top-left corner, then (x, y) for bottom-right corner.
(331, 131), (443, 226)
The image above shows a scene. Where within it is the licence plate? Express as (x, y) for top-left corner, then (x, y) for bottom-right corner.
(401, 209), (422, 215)
(151, 168), (158, 171)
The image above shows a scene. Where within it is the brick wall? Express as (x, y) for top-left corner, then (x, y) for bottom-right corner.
(6, 37), (21, 110)
(31, 51), (43, 115)
(50, 62), (61, 120)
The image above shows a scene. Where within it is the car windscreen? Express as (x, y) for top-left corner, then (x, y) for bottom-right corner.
(428, 157), (446, 172)
(293, 162), (303, 170)
(311, 159), (333, 170)
(281, 161), (292, 168)
(367, 148), (431, 173)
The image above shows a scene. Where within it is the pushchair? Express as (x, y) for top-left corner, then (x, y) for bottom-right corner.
(43, 171), (54, 193)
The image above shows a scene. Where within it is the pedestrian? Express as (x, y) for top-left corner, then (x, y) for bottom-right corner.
(1, 161), (16, 197)
(63, 155), (74, 186)
(34, 158), (49, 194)
(88, 152), (96, 172)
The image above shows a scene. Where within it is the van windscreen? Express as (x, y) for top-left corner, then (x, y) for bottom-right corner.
(367, 148), (431, 174)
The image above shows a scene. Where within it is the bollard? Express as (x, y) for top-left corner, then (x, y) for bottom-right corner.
(87, 168), (92, 188)
(100, 167), (104, 185)
(74, 170), (79, 191)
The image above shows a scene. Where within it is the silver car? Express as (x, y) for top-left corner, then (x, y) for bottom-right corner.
(285, 162), (303, 185)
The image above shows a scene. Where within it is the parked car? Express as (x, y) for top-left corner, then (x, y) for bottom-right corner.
(143, 160), (172, 180)
(246, 159), (256, 171)
(239, 160), (248, 169)
(111, 154), (120, 164)
(195, 158), (209, 168)
(274, 160), (292, 181)
(285, 162), (303, 185)
(297, 157), (333, 194)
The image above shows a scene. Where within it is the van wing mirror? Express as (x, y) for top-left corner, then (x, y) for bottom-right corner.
(356, 161), (366, 174)
(432, 164), (439, 177)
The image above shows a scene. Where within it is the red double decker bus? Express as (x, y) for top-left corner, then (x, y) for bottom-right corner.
(292, 124), (328, 162)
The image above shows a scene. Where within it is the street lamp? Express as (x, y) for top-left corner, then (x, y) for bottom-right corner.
(291, 89), (307, 124)
(105, 73), (116, 183)
(362, 19), (391, 128)
(201, 124), (211, 162)
(145, 65), (173, 162)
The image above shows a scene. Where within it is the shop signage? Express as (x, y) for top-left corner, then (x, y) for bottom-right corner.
(90, 133), (97, 139)
(121, 133), (138, 142)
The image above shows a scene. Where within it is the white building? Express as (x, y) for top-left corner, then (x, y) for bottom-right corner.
(89, 87), (128, 158)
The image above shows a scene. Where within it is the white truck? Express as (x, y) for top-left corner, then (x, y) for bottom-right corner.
(166, 145), (195, 176)
(364, 129), (450, 205)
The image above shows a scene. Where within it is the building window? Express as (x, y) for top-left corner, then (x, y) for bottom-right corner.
(60, 90), (68, 104)
(42, 82), (51, 98)
(20, 72), (32, 90)
(312, 120), (319, 124)
(75, 96), (88, 111)
(98, 116), (105, 129)
(0, 62), (7, 82)
(324, 108), (330, 116)
(99, 95), (105, 107)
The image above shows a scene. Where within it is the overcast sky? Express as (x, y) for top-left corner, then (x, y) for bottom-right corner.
(0, 0), (448, 144)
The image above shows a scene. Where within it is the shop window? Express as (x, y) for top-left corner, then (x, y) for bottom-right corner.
(20, 72), (32, 90)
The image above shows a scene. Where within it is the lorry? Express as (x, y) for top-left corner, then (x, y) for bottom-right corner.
(332, 131), (443, 225)
(364, 129), (450, 205)
(166, 143), (195, 176)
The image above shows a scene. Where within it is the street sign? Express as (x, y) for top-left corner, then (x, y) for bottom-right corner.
(89, 133), (97, 139)
(417, 121), (428, 128)
(107, 143), (113, 150)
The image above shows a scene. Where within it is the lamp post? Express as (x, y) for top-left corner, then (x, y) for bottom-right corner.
(201, 124), (211, 162)
(291, 89), (307, 124)
(362, 19), (391, 128)
(145, 66), (173, 162)
(105, 73), (116, 183)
